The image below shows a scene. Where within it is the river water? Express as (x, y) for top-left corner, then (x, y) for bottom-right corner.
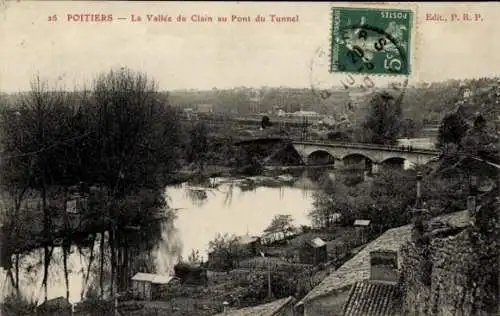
(166, 178), (316, 262)
(0, 171), (324, 305)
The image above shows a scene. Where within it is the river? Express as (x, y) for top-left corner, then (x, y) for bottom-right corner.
(165, 178), (316, 262)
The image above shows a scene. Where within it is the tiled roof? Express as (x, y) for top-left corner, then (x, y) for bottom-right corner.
(213, 296), (295, 316)
(343, 280), (401, 316)
(296, 210), (470, 306)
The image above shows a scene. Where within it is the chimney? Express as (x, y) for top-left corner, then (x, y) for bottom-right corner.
(369, 250), (399, 283)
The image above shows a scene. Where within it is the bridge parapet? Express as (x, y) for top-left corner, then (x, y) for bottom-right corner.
(290, 140), (441, 167)
(291, 140), (441, 155)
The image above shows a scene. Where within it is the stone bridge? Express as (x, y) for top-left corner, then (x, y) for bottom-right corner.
(291, 141), (441, 173)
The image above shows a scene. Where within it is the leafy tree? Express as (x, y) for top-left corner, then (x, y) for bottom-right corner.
(310, 174), (360, 227)
(208, 233), (249, 271)
(368, 170), (416, 229)
(0, 76), (71, 301)
(460, 114), (499, 162)
(399, 118), (419, 138)
(0, 69), (183, 297)
(437, 112), (469, 150)
(362, 91), (402, 145)
(187, 121), (210, 171)
(467, 196), (499, 314)
(187, 249), (202, 265)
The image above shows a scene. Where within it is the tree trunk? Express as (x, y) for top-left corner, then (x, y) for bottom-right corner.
(15, 253), (20, 297)
(42, 245), (54, 302)
(123, 241), (129, 292)
(109, 225), (116, 297)
(100, 230), (105, 298)
(81, 235), (95, 300)
(63, 244), (70, 300)
(41, 176), (52, 302)
(7, 269), (16, 296)
(43, 246), (49, 302)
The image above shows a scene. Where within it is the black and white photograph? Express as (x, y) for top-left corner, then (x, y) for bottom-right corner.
(0, 2), (498, 315)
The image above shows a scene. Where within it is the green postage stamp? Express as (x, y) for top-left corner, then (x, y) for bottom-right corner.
(330, 7), (413, 76)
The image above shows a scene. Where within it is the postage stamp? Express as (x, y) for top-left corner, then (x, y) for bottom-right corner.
(330, 6), (414, 75)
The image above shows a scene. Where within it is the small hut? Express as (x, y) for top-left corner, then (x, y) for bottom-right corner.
(353, 219), (371, 244)
(36, 296), (72, 316)
(131, 273), (176, 301)
(299, 237), (327, 265)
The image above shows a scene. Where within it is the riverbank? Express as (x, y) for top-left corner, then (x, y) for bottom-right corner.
(70, 224), (377, 316)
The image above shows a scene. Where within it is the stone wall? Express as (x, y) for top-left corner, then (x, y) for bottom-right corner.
(400, 227), (497, 315)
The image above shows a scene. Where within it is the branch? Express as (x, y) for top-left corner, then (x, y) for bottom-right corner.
(0, 132), (95, 160)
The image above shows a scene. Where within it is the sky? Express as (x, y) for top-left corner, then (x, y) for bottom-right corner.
(1, 2), (500, 92)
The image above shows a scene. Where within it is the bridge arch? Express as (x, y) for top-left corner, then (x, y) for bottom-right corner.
(340, 152), (376, 163)
(307, 150), (337, 165)
(380, 157), (406, 171)
(341, 153), (374, 171)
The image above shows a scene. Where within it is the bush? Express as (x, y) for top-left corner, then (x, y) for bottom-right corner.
(0, 295), (37, 316)
(174, 262), (208, 285)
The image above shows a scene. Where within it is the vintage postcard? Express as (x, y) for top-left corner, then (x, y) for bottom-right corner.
(0, 1), (498, 316)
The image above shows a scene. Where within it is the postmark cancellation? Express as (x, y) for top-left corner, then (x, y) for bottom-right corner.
(330, 6), (415, 76)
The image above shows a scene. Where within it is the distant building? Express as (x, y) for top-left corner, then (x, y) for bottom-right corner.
(463, 88), (473, 99)
(261, 227), (300, 245)
(299, 237), (327, 265)
(183, 108), (198, 120)
(197, 104), (214, 113)
(292, 110), (321, 118)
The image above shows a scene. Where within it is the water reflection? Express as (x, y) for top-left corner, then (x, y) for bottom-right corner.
(170, 168), (328, 261)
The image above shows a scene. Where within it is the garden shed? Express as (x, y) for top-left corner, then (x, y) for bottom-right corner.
(299, 237), (327, 265)
(131, 272), (176, 301)
(354, 219), (371, 244)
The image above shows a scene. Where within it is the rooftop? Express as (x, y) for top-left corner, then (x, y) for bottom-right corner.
(353, 219), (371, 227)
(213, 296), (296, 316)
(239, 235), (260, 245)
(296, 210), (470, 306)
(131, 272), (175, 284)
(307, 237), (326, 248)
(343, 280), (401, 316)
